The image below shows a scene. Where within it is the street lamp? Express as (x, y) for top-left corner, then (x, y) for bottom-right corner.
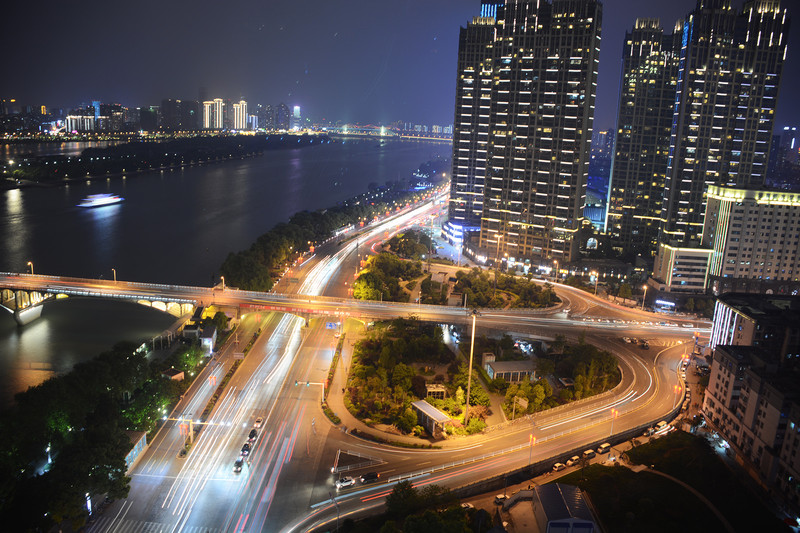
(553, 260), (559, 283)
(610, 408), (619, 436)
(464, 309), (479, 425)
(220, 276), (225, 290)
(529, 433), (536, 465)
(111, 268), (116, 282)
(27, 261), (34, 275)
(641, 284), (648, 311)
(591, 271), (599, 295)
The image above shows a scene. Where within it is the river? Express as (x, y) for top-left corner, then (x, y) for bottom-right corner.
(0, 138), (451, 405)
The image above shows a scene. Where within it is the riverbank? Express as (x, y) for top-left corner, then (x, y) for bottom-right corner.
(1, 132), (331, 191)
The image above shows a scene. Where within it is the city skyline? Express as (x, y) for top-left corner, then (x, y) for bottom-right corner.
(1, 0), (798, 130)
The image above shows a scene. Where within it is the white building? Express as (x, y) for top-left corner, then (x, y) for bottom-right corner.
(703, 185), (800, 284)
(650, 243), (712, 294)
(233, 99), (247, 130)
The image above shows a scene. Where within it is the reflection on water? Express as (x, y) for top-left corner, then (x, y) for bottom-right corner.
(0, 298), (176, 407)
(83, 203), (122, 267)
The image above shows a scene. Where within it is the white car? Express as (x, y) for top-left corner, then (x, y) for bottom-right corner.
(335, 476), (355, 490)
(254, 417), (263, 428)
(566, 455), (581, 467)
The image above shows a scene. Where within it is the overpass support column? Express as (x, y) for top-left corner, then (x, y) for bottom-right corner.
(14, 304), (43, 326)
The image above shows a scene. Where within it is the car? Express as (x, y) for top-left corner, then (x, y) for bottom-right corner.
(494, 494), (508, 505)
(335, 476), (355, 490)
(254, 417), (263, 428)
(241, 442), (251, 456)
(460, 502), (475, 509)
(233, 458), (243, 473)
(360, 472), (379, 484)
(597, 443), (611, 454)
(566, 455), (581, 467)
(248, 429), (258, 442)
(552, 462), (566, 472)
(583, 449), (596, 459)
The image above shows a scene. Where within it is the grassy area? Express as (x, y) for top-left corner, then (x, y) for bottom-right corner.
(556, 464), (725, 533)
(625, 431), (788, 532)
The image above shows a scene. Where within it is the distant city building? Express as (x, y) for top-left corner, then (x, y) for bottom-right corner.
(233, 99), (247, 130)
(180, 100), (200, 130)
(203, 98), (224, 130)
(261, 104), (275, 130)
(660, 0), (790, 246)
(65, 109), (95, 132)
(139, 105), (159, 131)
(276, 103), (289, 130)
(607, 18), (680, 257)
(161, 98), (182, 131)
(703, 185), (800, 294)
(290, 105), (301, 130)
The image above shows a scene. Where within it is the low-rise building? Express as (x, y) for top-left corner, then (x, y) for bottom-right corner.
(485, 359), (535, 383)
(650, 243), (713, 294)
(411, 400), (450, 439)
(708, 293), (800, 357)
(531, 483), (599, 533)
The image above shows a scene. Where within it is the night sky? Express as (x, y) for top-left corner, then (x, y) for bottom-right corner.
(2, 0), (798, 131)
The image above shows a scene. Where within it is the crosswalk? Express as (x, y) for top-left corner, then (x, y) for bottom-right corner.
(88, 516), (222, 533)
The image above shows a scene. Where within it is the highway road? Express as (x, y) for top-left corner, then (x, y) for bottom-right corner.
(1, 192), (711, 532)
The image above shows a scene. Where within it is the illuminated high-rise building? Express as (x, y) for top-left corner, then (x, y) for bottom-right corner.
(443, 8), (495, 246)
(203, 98), (224, 130)
(659, 0), (790, 246)
(456, 0), (602, 266)
(291, 105), (301, 130)
(606, 19), (681, 257)
(233, 99), (247, 130)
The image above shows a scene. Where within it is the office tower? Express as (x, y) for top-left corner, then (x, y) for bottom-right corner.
(444, 11), (495, 246)
(467, 0), (602, 266)
(660, 0), (790, 246)
(606, 19), (681, 256)
(140, 106), (159, 131)
(233, 99), (247, 130)
(276, 103), (290, 130)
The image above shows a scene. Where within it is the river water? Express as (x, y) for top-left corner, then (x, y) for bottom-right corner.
(0, 138), (451, 405)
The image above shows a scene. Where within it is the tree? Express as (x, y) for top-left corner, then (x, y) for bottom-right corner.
(685, 298), (696, 312)
(618, 283), (632, 300)
(386, 480), (421, 519)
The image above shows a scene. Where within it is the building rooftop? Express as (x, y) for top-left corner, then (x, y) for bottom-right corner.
(411, 400), (450, 424)
(718, 293), (800, 324)
(535, 483), (595, 523)
(487, 359), (534, 372)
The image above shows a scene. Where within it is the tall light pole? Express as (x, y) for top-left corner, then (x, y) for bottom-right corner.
(591, 271), (599, 295)
(27, 261), (34, 275)
(641, 284), (648, 311)
(111, 268), (116, 282)
(553, 260), (559, 283)
(610, 408), (619, 436)
(220, 276), (225, 290)
(529, 433), (536, 464)
(464, 309), (479, 425)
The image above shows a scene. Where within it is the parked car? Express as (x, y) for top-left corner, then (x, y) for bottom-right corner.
(597, 443), (611, 454)
(566, 455), (581, 467)
(552, 462), (566, 472)
(335, 476), (355, 490)
(583, 449), (596, 460)
(460, 502), (475, 509)
(494, 494), (508, 505)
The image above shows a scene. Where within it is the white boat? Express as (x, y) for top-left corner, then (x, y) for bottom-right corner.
(77, 194), (124, 208)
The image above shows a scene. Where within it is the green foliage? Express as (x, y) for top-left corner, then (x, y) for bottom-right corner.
(345, 319), (454, 432)
(386, 229), (432, 259)
(454, 268), (560, 308)
(353, 253), (422, 302)
(618, 283), (633, 299)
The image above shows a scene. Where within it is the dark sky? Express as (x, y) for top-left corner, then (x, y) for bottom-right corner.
(2, 0), (798, 131)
